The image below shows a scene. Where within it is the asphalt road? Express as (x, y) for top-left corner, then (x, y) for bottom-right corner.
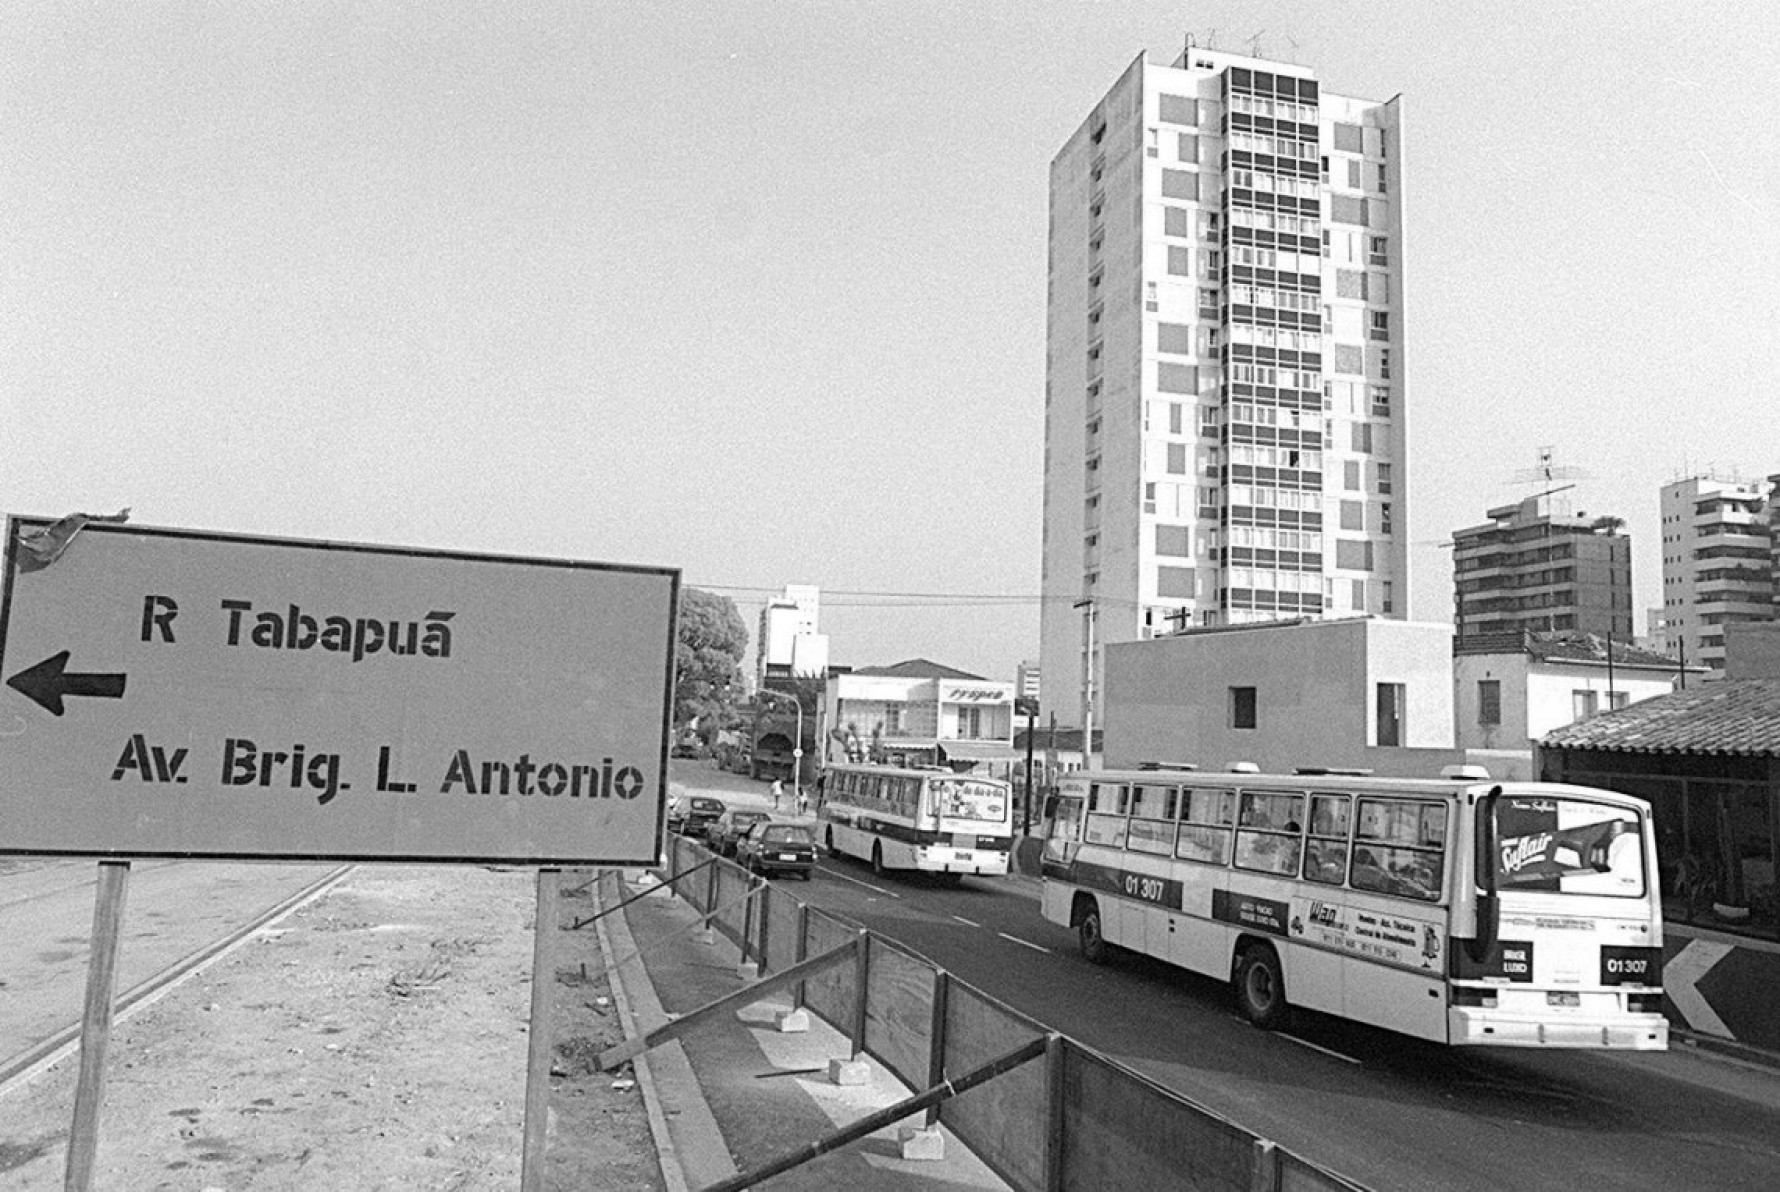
(667, 762), (1780, 1192)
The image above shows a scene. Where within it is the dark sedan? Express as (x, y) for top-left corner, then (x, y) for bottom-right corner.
(704, 808), (771, 856)
(735, 822), (817, 880)
(679, 796), (726, 836)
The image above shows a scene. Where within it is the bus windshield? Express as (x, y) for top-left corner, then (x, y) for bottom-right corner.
(930, 778), (1008, 823)
(1489, 794), (1646, 898)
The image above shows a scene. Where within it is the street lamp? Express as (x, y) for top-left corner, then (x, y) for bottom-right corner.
(756, 688), (804, 809)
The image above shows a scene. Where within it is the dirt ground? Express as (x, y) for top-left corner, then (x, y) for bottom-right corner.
(0, 864), (663, 1190)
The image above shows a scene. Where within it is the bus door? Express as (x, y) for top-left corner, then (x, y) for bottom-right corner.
(1338, 796), (1451, 1038)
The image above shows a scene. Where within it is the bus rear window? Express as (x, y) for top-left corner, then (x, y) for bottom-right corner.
(1492, 796), (1645, 898)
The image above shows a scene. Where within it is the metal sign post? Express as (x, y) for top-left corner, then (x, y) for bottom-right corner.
(64, 861), (131, 1191)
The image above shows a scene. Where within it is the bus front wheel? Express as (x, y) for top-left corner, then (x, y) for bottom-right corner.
(871, 843), (886, 876)
(1077, 900), (1109, 965)
(825, 829), (840, 860)
(1235, 944), (1288, 1029)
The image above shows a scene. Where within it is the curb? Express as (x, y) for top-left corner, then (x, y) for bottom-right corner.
(1671, 1026), (1780, 1073)
(596, 870), (739, 1189)
(592, 872), (691, 1192)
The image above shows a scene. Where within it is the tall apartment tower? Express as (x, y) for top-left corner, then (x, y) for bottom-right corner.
(1451, 493), (1633, 641)
(1659, 475), (1776, 673)
(1041, 46), (1407, 726)
(756, 583), (828, 687)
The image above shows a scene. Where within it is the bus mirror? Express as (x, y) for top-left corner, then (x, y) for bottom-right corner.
(1468, 785), (1503, 964)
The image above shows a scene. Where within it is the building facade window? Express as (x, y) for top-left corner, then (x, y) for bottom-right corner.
(1376, 682), (1405, 747)
(1230, 686), (1258, 730)
(1572, 690), (1599, 722)
(1478, 679), (1501, 726)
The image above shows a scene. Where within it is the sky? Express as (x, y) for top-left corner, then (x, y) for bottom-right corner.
(4, 1), (1778, 684)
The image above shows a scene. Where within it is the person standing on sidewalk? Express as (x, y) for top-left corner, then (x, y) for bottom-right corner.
(797, 788), (809, 817)
(771, 778), (784, 810)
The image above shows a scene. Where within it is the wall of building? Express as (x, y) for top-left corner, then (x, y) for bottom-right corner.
(1102, 616), (1458, 775)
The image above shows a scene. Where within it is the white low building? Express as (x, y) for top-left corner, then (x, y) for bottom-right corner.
(821, 660), (1017, 775)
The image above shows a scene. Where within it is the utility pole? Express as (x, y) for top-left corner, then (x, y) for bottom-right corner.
(1073, 597), (1096, 770)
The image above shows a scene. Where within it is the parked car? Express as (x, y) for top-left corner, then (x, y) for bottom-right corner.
(705, 808), (772, 856)
(679, 796), (726, 837)
(735, 821), (817, 880)
(665, 792), (686, 834)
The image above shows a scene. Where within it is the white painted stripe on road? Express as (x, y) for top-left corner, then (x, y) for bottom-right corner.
(997, 932), (1051, 954)
(1278, 1033), (1362, 1065)
(816, 865), (900, 898)
(1666, 939), (1734, 1037)
(952, 915), (981, 928)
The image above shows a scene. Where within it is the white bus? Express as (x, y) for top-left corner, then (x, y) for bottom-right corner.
(819, 763), (1014, 880)
(1040, 767), (1667, 1049)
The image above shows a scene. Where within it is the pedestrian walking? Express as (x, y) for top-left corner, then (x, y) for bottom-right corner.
(797, 789), (810, 817)
(771, 778), (784, 810)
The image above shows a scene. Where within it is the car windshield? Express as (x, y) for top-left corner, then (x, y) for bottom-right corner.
(762, 827), (811, 845)
(693, 800), (723, 812)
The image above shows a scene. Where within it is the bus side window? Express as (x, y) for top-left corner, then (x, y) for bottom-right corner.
(1085, 782), (1130, 848)
(1234, 790), (1305, 875)
(1176, 787), (1233, 865)
(1352, 798), (1445, 901)
(1303, 793), (1350, 885)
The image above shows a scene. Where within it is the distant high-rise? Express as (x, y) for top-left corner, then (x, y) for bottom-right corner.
(1452, 493), (1632, 641)
(1659, 475), (1776, 673)
(756, 584), (828, 686)
(1041, 45), (1407, 726)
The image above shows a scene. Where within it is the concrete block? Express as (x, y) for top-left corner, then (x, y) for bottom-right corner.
(827, 1057), (870, 1086)
(897, 1125), (945, 1161)
(699, 927), (716, 946)
(736, 960), (760, 981)
(774, 1008), (810, 1033)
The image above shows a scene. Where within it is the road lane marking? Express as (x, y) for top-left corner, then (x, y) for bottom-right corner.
(816, 865), (900, 898)
(997, 932), (1051, 954)
(1277, 1033), (1362, 1065)
(952, 915), (981, 928)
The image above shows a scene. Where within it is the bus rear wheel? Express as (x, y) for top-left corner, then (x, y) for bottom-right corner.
(825, 829), (840, 860)
(1077, 900), (1109, 965)
(1235, 944), (1288, 1029)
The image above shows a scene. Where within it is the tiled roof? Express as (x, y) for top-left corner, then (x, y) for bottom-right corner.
(1456, 629), (1680, 670)
(1539, 680), (1780, 756)
(850, 658), (985, 681)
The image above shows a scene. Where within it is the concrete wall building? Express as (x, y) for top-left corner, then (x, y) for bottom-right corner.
(821, 660), (1016, 773)
(1453, 630), (1694, 756)
(1660, 475), (1776, 675)
(1101, 616), (1470, 779)
(1041, 45), (1408, 730)
(1451, 493), (1633, 642)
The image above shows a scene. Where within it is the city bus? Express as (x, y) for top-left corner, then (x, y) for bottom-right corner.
(818, 762), (1014, 880)
(1040, 766), (1668, 1049)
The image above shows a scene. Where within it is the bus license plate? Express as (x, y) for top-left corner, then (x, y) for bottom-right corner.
(1546, 992), (1580, 1008)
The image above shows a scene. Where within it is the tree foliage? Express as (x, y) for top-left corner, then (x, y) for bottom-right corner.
(674, 587), (748, 731)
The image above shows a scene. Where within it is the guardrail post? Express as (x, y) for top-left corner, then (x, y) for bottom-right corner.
(851, 929), (871, 1058)
(794, 905), (811, 1009)
(924, 969), (950, 1128)
(758, 884), (772, 975)
(1044, 1034), (1067, 1192)
(740, 881), (756, 964)
(1250, 1138), (1279, 1192)
(705, 856), (720, 919)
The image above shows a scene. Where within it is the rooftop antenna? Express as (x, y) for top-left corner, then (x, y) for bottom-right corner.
(1247, 31), (1267, 59)
(1285, 34), (1301, 65)
(1510, 447), (1591, 516)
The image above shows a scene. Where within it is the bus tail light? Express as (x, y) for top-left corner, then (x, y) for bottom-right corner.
(1626, 992), (1665, 1015)
(1450, 985), (1498, 1008)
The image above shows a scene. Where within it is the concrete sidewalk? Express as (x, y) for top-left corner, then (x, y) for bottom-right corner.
(595, 867), (1012, 1191)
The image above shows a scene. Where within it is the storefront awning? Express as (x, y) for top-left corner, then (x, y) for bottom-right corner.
(937, 740), (1022, 763)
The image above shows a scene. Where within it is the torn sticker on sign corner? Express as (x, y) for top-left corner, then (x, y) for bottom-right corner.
(13, 508), (131, 573)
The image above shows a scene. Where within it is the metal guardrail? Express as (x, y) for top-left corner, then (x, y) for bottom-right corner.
(647, 834), (1368, 1192)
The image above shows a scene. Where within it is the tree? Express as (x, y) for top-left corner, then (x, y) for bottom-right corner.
(674, 588), (748, 732)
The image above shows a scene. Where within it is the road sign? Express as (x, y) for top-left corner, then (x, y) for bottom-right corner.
(0, 516), (678, 866)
